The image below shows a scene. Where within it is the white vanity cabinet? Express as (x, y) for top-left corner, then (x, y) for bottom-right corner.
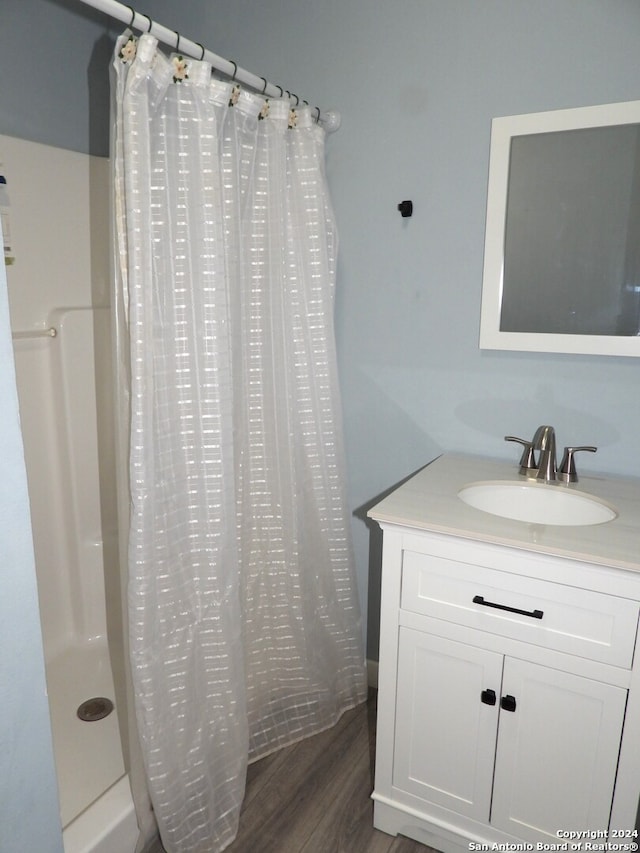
(369, 455), (640, 853)
(393, 628), (627, 840)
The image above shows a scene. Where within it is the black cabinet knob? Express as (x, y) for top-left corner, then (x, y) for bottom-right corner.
(397, 200), (413, 218)
(481, 689), (497, 706)
(500, 694), (517, 712)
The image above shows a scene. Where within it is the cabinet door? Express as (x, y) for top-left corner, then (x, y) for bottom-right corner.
(393, 627), (503, 820)
(491, 658), (627, 841)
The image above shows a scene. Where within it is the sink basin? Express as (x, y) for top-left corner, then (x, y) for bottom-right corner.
(458, 480), (617, 526)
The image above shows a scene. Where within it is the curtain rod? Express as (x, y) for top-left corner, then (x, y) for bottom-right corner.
(74, 0), (340, 132)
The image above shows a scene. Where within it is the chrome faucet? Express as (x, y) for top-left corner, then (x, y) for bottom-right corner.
(506, 426), (597, 483)
(532, 425), (557, 483)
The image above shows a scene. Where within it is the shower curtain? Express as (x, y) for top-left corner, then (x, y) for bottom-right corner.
(111, 32), (367, 853)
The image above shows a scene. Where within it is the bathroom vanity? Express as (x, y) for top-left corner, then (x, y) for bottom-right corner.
(369, 454), (640, 852)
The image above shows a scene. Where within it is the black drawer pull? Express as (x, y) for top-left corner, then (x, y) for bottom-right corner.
(472, 594), (543, 620)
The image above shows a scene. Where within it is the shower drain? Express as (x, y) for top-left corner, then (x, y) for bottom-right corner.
(76, 697), (114, 722)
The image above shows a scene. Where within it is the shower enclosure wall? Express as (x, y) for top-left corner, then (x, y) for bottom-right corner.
(2, 134), (137, 853)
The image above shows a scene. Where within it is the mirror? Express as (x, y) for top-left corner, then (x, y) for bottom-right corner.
(480, 100), (640, 356)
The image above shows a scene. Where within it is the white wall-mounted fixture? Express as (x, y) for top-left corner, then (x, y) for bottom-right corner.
(480, 99), (640, 357)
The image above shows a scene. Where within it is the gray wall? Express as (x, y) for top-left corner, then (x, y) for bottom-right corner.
(0, 247), (62, 849)
(2, 2), (640, 681)
(2, 0), (117, 155)
(1, 3), (113, 846)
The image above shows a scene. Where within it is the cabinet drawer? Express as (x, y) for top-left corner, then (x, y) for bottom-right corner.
(401, 551), (639, 667)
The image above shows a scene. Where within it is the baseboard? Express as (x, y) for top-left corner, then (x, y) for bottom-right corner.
(367, 658), (379, 688)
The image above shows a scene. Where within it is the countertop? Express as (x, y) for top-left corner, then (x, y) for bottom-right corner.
(368, 453), (640, 572)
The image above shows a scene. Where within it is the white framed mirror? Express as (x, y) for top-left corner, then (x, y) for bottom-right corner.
(480, 100), (640, 357)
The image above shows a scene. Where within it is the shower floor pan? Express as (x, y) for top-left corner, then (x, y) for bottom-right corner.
(45, 640), (126, 829)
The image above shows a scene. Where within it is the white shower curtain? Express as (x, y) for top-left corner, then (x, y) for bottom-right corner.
(111, 32), (367, 853)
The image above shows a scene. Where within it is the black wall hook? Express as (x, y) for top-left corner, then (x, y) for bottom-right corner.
(398, 200), (413, 218)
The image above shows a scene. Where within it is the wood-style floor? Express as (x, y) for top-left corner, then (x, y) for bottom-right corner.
(151, 690), (435, 852)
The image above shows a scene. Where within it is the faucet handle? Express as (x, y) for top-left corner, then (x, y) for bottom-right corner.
(558, 446), (597, 483)
(505, 436), (537, 477)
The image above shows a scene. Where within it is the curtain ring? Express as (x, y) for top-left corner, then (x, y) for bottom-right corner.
(292, 93), (299, 106)
(143, 14), (152, 32)
(126, 5), (135, 28)
(196, 42), (205, 61)
(229, 60), (237, 81)
(314, 106), (321, 124)
(276, 85), (283, 98)
(174, 31), (181, 53)
(260, 77), (268, 95)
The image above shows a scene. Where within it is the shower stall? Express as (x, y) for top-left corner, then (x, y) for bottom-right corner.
(3, 16), (367, 847)
(3, 134), (137, 852)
